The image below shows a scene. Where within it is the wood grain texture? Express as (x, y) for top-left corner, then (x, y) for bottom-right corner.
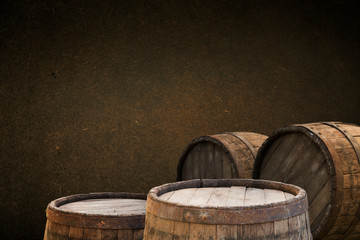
(177, 132), (268, 180)
(253, 122), (360, 240)
(44, 193), (146, 240)
(144, 179), (311, 240)
(163, 187), (292, 207)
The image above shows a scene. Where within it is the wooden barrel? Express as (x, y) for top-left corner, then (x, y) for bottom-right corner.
(144, 179), (311, 240)
(253, 122), (360, 240)
(44, 192), (146, 240)
(177, 132), (267, 180)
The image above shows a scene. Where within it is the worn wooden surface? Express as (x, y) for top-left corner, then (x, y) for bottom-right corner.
(158, 186), (294, 207)
(59, 199), (146, 215)
(44, 193), (146, 240)
(178, 132), (267, 180)
(1, 1), (360, 239)
(253, 122), (360, 240)
(144, 179), (311, 240)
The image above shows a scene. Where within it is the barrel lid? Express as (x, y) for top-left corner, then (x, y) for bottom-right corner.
(46, 192), (146, 229)
(147, 179), (308, 225)
(159, 186), (295, 208)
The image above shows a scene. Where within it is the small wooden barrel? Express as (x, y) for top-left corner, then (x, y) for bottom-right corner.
(144, 179), (311, 240)
(177, 132), (267, 180)
(44, 192), (146, 240)
(253, 122), (360, 240)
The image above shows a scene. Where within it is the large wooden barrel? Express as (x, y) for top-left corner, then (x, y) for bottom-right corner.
(177, 132), (267, 180)
(44, 192), (146, 240)
(144, 179), (311, 240)
(253, 122), (360, 240)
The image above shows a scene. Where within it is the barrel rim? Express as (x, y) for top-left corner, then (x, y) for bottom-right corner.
(46, 192), (147, 229)
(176, 132), (266, 181)
(146, 179), (308, 225)
(252, 123), (339, 238)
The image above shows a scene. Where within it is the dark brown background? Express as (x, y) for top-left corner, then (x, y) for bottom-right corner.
(1, 0), (359, 239)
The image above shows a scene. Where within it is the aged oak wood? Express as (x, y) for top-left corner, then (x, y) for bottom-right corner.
(44, 192), (146, 240)
(143, 179), (311, 240)
(177, 132), (268, 180)
(253, 121), (360, 240)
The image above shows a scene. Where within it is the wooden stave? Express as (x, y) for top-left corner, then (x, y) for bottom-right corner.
(144, 179), (311, 240)
(177, 132), (267, 180)
(44, 192), (147, 240)
(253, 122), (360, 240)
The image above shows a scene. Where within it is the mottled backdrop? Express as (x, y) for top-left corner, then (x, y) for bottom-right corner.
(1, 0), (359, 239)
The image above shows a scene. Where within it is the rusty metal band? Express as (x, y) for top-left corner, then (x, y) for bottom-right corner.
(147, 179), (308, 225)
(320, 122), (360, 165)
(46, 192), (146, 229)
(224, 132), (257, 159)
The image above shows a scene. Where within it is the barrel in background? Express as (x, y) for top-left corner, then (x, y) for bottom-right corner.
(177, 132), (267, 180)
(253, 122), (360, 240)
(44, 192), (146, 240)
(144, 179), (311, 239)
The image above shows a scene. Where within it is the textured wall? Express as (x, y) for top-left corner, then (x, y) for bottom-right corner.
(0, 0), (359, 239)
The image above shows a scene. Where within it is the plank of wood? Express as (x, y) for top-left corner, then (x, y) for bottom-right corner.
(83, 228), (101, 240)
(274, 219), (289, 239)
(213, 145), (223, 179)
(305, 162), (331, 204)
(153, 216), (174, 240)
(117, 229), (133, 240)
(284, 192), (295, 200)
(222, 151), (232, 178)
(48, 221), (70, 237)
(264, 189), (286, 204)
(158, 191), (175, 201)
(298, 213), (310, 239)
(308, 178), (332, 225)
(68, 226), (84, 239)
(261, 133), (309, 181)
(216, 224), (238, 239)
(258, 134), (287, 174)
(173, 220), (190, 240)
(183, 146), (193, 180)
(59, 199), (146, 215)
(207, 187), (231, 207)
(133, 229), (143, 240)
(143, 212), (156, 240)
(167, 188), (198, 205)
(242, 222), (273, 239)
(189, 223), (216, 240)
(188, 188), (215, 207)
(226, 186), (246, 207)
(287, 151), (325, 189)
(282, 138), (322, 184)
(288, 215), (301, 239)
(198, 143), (207, 179)
(192, 145), (201, 179)
(244, 188), (265, 206)
(100, 229), (117, 239)
(205, 142), (215, 179)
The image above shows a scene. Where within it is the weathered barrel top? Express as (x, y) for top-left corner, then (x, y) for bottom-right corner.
(58, 198), (146, 216)
(159, 186), (295, 207)
(46, 192), (147, 229)
(146, 179), (308, 225)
